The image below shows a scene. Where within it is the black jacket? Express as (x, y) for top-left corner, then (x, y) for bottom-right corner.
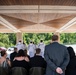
(65, 56), (76, 75)
(10, 52), (17, 62)
(29, 55), (46, 68)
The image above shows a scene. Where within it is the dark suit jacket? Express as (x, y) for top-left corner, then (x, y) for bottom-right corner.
(29, 55), (46, 68)
(10, 52), (17, 62)
(44, 42), (69, 75)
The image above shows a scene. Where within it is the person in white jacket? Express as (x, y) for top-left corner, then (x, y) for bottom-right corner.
(28, 41), (36, 57)
(16, 40), (23, 51)
(38, 40), (45, 58)
(22, 42), (27, 50)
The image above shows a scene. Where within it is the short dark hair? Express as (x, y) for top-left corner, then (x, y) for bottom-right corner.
(36, 48), (41, 54)
(14, 47), (17, 52)
(30, 41), (32, 43)
(40, 40), (43, 42)
(19, 40), (21, 42)
(24, 49), (27, 56)
(52, 35), (59, 41)
(1, 50), (6, 56)
(17, 49), (25, 57)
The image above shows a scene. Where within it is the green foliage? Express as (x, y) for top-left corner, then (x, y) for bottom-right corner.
(8, 33), (16, 45)
(0, 33), (76, 48)
(0, 42), (5, 47)
(0, 33), (16, 48)
(23, 33), (52, 44)
(60, 33), (76, 44)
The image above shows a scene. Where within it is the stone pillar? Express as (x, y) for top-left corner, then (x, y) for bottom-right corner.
(16, 32), (23, 44)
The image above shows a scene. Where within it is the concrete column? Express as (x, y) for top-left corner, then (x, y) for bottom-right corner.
(16, 32), (23, 44)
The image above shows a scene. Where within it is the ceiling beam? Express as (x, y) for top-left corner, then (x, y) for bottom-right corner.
(40, 5), (76, 13)
(0, 16), (21, 33)
(56, 17), (76, 33)
(0, 5), (38, 13)
(0, 5), (76, 13)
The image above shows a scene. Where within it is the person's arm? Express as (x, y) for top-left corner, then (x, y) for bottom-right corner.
(60, 48), (70, 70)
(6, 58), (11, 67)
(8, 60), (11, 67)
(44, 47), (57, 71)
(24, 56), (29, 62)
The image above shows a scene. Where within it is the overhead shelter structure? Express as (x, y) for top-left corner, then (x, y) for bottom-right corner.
(0, 0), (76, 43)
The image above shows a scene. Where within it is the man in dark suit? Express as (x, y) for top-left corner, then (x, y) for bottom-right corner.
(29, 48), (46, 68)
(10, 47), (17, 63)
(44, 34), (69, 75)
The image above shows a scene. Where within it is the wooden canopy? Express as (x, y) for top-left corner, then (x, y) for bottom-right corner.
(0, 0), (76, 33)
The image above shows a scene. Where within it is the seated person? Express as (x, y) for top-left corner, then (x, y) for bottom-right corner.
(0, 50), (11, 75)
(29, 48), (46, 69)
(12, 49), (29, 72)
(24, 49), (30, 59)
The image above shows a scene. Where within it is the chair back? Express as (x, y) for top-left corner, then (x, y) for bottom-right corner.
(0, 66), (9, 75)
(11, 67), (27, 75)
(29, 67), (45, 75)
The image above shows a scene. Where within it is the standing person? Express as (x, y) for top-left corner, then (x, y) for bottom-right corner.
(10, 47), (18, 63)
(65, 46), (76, 75)
(24, 49), (30, 59)
(44, 34), (69, 75)
(16, 40), (23, 51)
(33, 42), (36, 50)
(38, 40), (45, 58)
(28, 41), (36, 57)
(22, 42), (27, 50)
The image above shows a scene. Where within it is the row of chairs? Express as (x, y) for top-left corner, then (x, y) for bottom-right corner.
(0, 67), (45, 75)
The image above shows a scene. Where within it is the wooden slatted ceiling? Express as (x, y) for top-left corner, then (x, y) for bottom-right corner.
(63, 24), (76, 33)
(42, 15), (75, 29)
(0, 24), (14, 33)
(0, 0), (76, 6)
(0, 29), (14, 33)
(1, 13), (73, 23)
(1, 15), (36, 29)
(0, 24), (7, 29)
(0, 13), (76, 33)
(20, 24), (57, 33)
(64, 24), (76, 30)
(0, 2), (76, 33)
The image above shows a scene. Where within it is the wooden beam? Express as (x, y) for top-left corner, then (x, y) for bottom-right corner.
(40, 5), (76, 13)
(56, 17), (76, 33)
(0, 5), (38, 13)
(0, 16), (21, 32)
(0, 5), (76, 13)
